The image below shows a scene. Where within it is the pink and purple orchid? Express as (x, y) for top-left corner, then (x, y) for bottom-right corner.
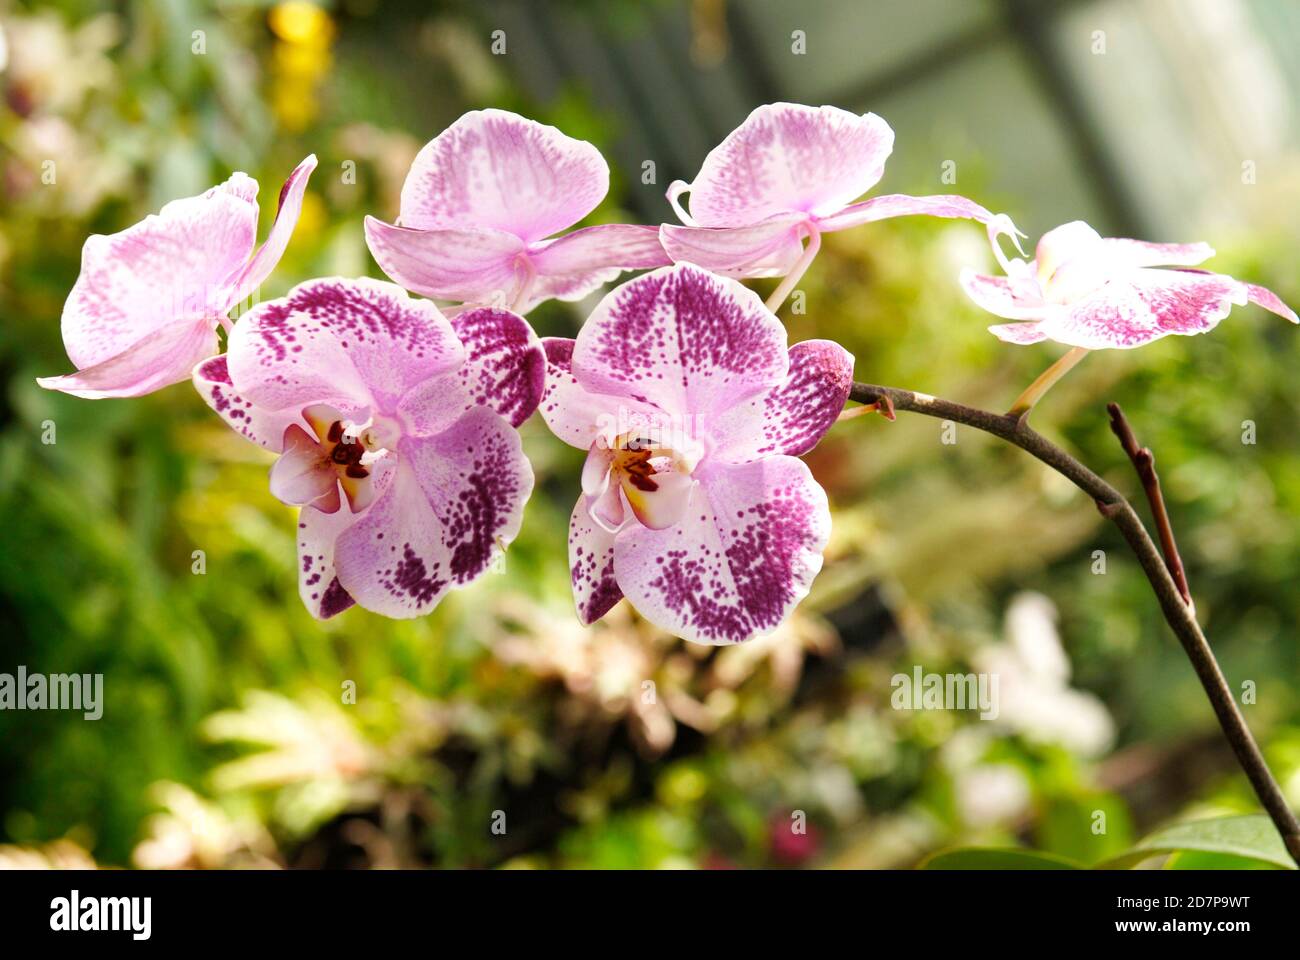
(539, 262), (851, 643)
(194, 277), (543, 619)
(364, 109), (669, 314)
(40, 102), (1297, 645)
(962, 219), (1298, 350)
(659, 103), (1006, 291)
(38, 155), (318, 398)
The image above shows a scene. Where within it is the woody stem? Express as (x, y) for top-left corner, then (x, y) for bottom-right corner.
(848, 380), (1300, 866)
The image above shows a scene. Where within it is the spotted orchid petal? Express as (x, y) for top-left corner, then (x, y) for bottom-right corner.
(572, 263), (788, 420)
(227, 277), (465, 415)
(710, 339), (855, 463)
(397, 307), (545, 435)
(961, 219), (1297, 349)
(299, 499), (376, 620)
(613, 457), (830, 645)
(1041, 269), (1245, 349)
(332, 408), (533, 618)
(543, 265), (839, 643)
(41, 158), (315, 398)
(568, 494), (623, 625)
(192, 354), (298, 449)
(538, 337), (671, 450)
(204, 276), (539, 621)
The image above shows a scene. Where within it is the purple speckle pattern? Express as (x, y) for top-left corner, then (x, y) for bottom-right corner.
(1049, 270), (1243, 349)
(449, 307), (545, 427)
(192, 354), (292, 450)
(613, 458), (830, 644)
(332, 407), (533, 618)
(567, 495), (622, 624)
(232, 277), (462, 413)
(297, 504), (358, 620)
(711, 340), (853, 462)
(573, 263), (787, 418)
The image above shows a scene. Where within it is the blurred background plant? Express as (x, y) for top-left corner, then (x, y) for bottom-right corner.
(1, 0), (1298, 870)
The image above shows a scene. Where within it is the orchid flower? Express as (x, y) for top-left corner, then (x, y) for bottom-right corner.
(38, 155), (318, 399)
(961, 220), (1298, 412)
(364, 109), (669, 315)
(660, 102), (1009, 311)
(539, 262), (851, 644)
(194, 277), (543, 619)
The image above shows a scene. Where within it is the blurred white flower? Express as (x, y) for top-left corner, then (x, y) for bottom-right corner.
(954, 763), (1032, 827)
(977, 592), (1115, 756)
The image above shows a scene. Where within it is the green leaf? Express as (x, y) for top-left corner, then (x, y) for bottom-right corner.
(1098, 815), (1296, 870)
(921, 847), (1085, 870)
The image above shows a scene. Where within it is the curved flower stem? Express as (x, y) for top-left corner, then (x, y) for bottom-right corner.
(764, 224), (821, 315)
(848, 380), (1300, 866)
(1007, 346), (1090, 417)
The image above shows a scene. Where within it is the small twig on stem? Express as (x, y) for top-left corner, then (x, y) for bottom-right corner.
(848, 380), (1300, 866)
(1106, 403), (1193, 611)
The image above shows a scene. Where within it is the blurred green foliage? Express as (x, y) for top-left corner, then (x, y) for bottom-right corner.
(1, 0), (1298, 870)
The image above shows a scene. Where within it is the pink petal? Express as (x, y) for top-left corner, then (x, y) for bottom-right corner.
(572, 263), (788, 420)
(363, 216), (526, 305)
(1045, 269), (1245, 349)
(298, 503), (359, 620)
(398, 108), (608, 243)
(1034, 220), (1106, 285)
(658, 214), (807, 278)
(958, 270), (1047, 321)
(447, 307), (545, 427)
(521, 266), (622, 312)
(38, 317), (218, 399)
(192, 354), (297, 449)
(1244, 282), (1299, 323)
(519, 223), (671, 310)
(59, 186), (256, 371)
(333, 407), (532, 616)
(538, 338), (629, 450)
(710, 340), (855, 463)
(818, 193), (996, 232)
(568, 493), (623, 625)
(613, 456), (830, 644)
(529, 223), (669, 276)
(227, 277), (464, 415)
(1103, 238), (1215, 268)
(988, 321), (1050, 345)
(229, 154), (318, 304)
(683, 103), (894, 227)
(396, 306), (545, 435)
(269, 423), (343, 511)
